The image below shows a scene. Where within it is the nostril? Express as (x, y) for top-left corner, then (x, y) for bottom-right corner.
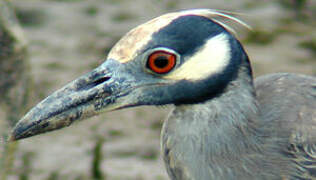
(92, 76), (111, 86)
(76, 76), (111, 91)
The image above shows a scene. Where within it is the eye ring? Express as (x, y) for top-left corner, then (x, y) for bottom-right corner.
(146, 50), (177, 74)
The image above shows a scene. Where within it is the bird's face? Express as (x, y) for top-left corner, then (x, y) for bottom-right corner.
(10, 9), (248, 141)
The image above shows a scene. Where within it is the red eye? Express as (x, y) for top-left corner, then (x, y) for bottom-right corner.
(147, 50), (176, 74)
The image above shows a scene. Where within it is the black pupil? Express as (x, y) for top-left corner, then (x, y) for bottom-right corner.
(154, 56), (169, 68)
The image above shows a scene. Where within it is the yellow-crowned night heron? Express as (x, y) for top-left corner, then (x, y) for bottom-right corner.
(10, 9), (316, 179)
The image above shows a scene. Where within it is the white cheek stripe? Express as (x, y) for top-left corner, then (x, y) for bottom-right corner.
(164, 33), (231, 81)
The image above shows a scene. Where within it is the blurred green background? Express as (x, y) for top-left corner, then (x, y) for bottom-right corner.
(0, 0), (315, 179)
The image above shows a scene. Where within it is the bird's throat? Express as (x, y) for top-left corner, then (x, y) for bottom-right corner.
(161, 72), (267, 179)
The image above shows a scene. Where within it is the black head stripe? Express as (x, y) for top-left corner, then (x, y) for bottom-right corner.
(146, 15), (229, 57)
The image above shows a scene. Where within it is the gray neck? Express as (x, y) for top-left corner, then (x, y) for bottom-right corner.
(161, 66), (289, 180)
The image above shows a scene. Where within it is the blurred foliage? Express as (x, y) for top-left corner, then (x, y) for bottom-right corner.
(19, 152), (35, 180)
(0, 1), (33, 179)
(165, 0), (178, 10)
(150, 120), (163, 131)
(84, 6), (99, 17)
(152, 0), (179, 10)
(299, 39), (316, 57)
(277, 0), (313, 20)
(278, 0), (308, 11)
(47, 171), (60, 180)
(15, 8), (46, 27)
(48, 0), (83, 2)
(244, 29), (277, 45)
(44, 62), (67, 70)
(113, 150), (137, 158)
(108, 129), (124, 137)
(111, 11), (136, 22)
(1, 142), (18, 179)
(91, 137), (105, 180)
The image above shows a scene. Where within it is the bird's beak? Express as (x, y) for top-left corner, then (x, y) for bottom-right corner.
(10, 59), (136, 141)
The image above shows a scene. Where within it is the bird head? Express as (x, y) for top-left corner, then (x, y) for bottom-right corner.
(10, 9), (251, 141)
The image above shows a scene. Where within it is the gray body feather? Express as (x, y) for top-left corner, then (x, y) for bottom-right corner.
(162, 72), (316, 180)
